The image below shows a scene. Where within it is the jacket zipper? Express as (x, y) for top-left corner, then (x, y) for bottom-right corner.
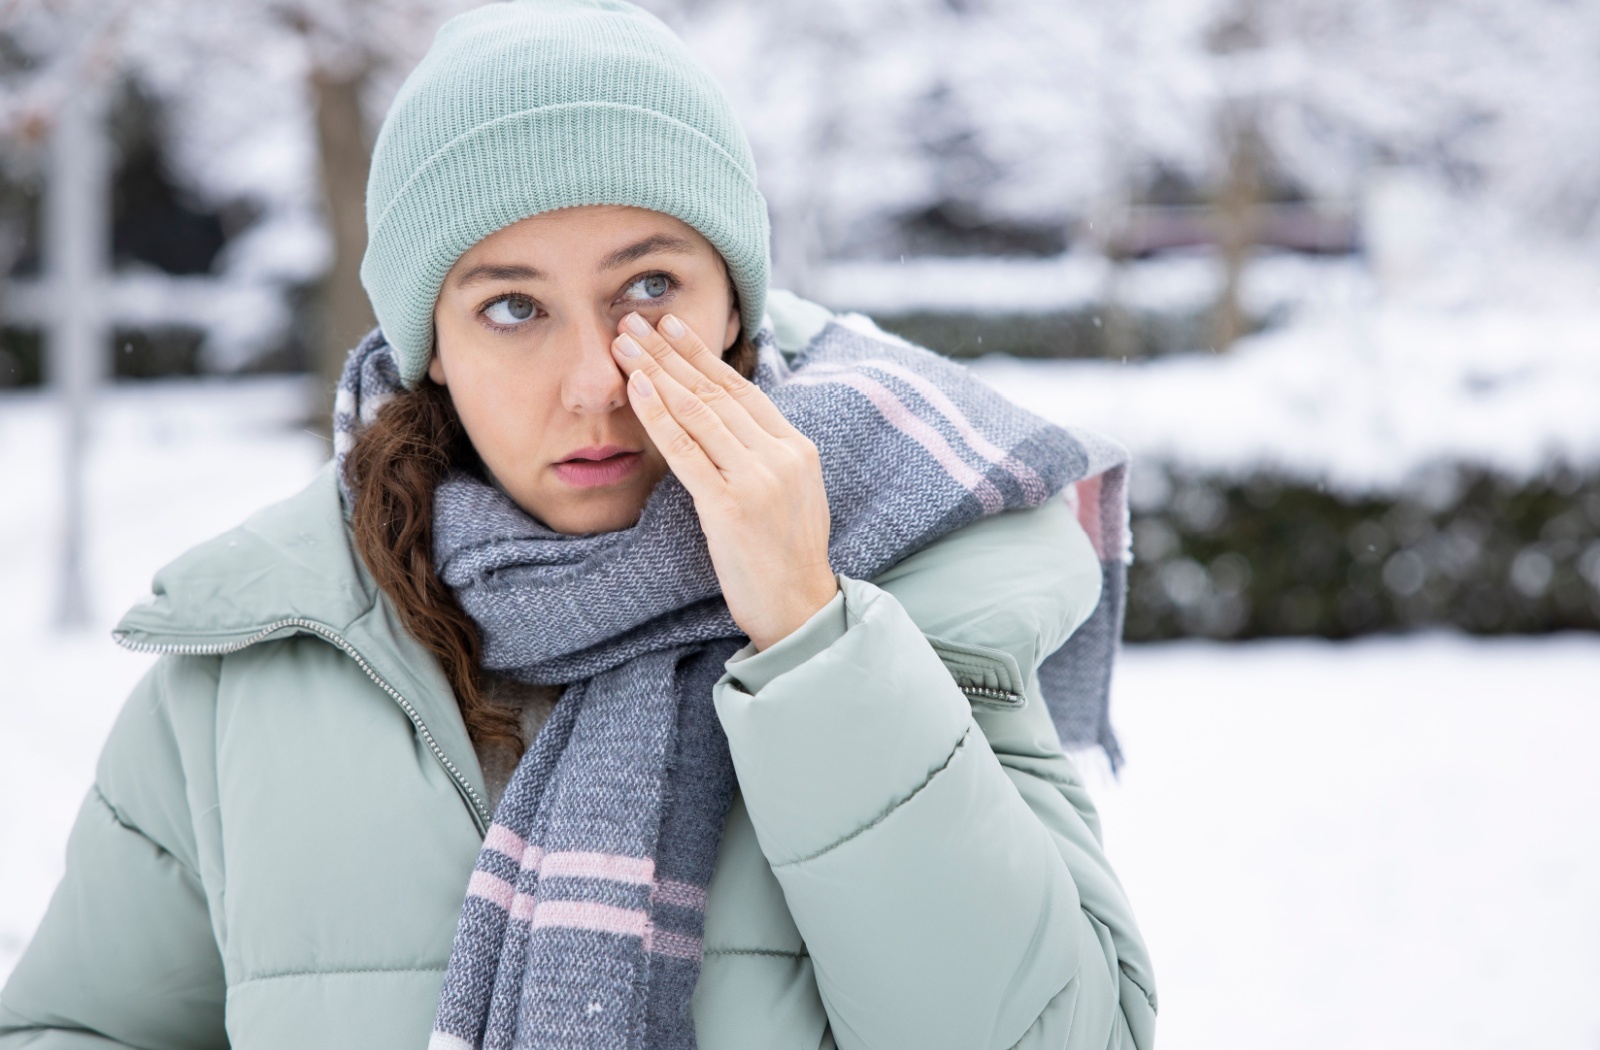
(962, 684), (1025, 708)
(114, 618), (491, 829)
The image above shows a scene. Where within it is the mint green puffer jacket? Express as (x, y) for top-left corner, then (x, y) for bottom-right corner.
(1, 323), (1155, 1050)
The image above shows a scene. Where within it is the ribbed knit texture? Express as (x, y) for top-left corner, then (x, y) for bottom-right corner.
(361, 0), (770, 386)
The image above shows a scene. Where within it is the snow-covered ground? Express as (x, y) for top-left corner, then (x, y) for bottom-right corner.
(966, 302), (1600, 496)
(2, 378), (1598, 1049)
(1094, 636), (1600, 1050)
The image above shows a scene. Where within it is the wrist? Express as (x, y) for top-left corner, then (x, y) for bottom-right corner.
(748, 572), (840, 652)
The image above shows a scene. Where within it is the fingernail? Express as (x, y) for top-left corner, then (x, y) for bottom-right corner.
(615, 334), (642, 358)
(661, 314), (686, 339)
(623, 312), (652, 337)
(630, 370), (654, 397)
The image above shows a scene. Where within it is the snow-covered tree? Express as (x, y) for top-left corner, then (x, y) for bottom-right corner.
(3, 0), (479, 390)
(5, 0), (1596, 357)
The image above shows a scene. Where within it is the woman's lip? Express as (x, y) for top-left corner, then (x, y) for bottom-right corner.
(560, 444), (634, 462)
(551, 449), (643, 489)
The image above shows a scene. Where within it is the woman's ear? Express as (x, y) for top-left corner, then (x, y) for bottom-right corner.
(427, 343), (447, 385)
(722, 301), (740, 352)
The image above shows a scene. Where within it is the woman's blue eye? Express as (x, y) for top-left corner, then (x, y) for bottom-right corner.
(625, 274), (672, 300)
(485, 295), (536, 325)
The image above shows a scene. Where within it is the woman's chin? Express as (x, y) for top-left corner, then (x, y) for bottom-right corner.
(516, 484), (653, 536)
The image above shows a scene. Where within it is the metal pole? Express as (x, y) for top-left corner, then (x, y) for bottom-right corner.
(45, 79), (110, 630)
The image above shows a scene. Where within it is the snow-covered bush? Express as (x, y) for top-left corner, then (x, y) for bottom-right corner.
(963, 300), (1600, 639)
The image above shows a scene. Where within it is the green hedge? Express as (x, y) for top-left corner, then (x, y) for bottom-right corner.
(1124, 465), (1600, 640)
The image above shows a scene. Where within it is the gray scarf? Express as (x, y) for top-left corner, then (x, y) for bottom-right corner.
(334, 318), (1129, 1050)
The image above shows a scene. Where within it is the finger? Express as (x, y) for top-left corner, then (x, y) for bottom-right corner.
(658, 313), (802, 441)
(624, 370), (724, 498)
(616, 313), (769, 448)
(613, 332), (749, 470)
(656, 312), (742, 383)
(623, 313), (790, 445)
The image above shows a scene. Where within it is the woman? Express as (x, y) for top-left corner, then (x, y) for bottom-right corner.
(0, 2), (1154, 1048)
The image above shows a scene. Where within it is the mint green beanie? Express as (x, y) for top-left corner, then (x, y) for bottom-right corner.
(361, 0), (770, 386)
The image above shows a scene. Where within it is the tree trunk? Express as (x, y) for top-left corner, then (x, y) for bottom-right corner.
(311, 63), (375, 424)
(1211, 112), (1262, 353)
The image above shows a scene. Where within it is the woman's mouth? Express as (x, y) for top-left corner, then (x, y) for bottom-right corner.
(552, 445), (643, 489)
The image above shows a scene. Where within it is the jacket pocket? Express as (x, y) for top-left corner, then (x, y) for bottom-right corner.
(922, 635), (1027, 710)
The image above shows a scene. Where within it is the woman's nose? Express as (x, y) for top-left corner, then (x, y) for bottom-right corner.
(559, 315), (628, 415)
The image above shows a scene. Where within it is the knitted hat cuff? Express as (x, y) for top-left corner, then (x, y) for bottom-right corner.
(363, 102), (769, 386)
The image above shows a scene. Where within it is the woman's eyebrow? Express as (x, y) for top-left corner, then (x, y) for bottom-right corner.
(452, 263), (547, 288)
(598, 234), (696, 271)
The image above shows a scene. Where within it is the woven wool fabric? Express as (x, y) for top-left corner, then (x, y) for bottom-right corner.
(334, 318), (1130, 1050)
(360, 0), (769, 386)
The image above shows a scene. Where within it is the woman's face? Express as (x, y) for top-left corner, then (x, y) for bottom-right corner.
(430, 205), (741, 534)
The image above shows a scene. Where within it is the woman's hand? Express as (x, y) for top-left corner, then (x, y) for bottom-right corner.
(612, 312), (837, 651)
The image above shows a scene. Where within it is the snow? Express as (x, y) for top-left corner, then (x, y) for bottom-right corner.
(966, 302), (1600, 495)
(1090, 634), (1600, 1050)
(2, 377), (1598, 1048)
(812, 245), (1600, 501)
(813, 251), (1374, 316)
(15, 0), (1599, 303)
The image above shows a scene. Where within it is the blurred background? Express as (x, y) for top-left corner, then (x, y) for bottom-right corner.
(1, 0), (1596, 1046)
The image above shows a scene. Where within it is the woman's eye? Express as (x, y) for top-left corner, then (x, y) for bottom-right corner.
(484, 295), (536, 326)
(623, 273), (673, 301)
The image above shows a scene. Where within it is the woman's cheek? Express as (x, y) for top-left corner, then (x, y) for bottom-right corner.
(453, 377), (540, 481)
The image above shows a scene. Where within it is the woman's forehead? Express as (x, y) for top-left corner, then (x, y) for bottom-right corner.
(447, 206), (716, 286)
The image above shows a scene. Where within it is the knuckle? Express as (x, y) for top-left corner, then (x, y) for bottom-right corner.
(676, 395), (712, 422)
(667, 430), (700, 458)
(781, 438), (813, 464)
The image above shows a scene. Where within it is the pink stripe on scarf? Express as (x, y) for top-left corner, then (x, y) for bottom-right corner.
(1071, 475), (1107, 560)
(531, 900), (649, 939)
(483, 824), (528, 863)
(651, 879), (708, 911)
(645, 927), (703, 961)
(811, 360), (1048, 503)
(466, 868), (539, 923)
(466, 870), (515, 912)
(483, 824), (546, 873)
(790, 372), (1004, 513)
(540, 851), (655, 885)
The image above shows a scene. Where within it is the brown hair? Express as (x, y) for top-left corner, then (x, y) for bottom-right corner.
(344, 329), (758, 761)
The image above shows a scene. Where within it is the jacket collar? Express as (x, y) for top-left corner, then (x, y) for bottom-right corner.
(114, 463), (370, 648)
(113, 463), (492, 829)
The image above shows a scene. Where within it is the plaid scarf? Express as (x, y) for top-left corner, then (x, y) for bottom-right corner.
(333, 317), (1129, 1050)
